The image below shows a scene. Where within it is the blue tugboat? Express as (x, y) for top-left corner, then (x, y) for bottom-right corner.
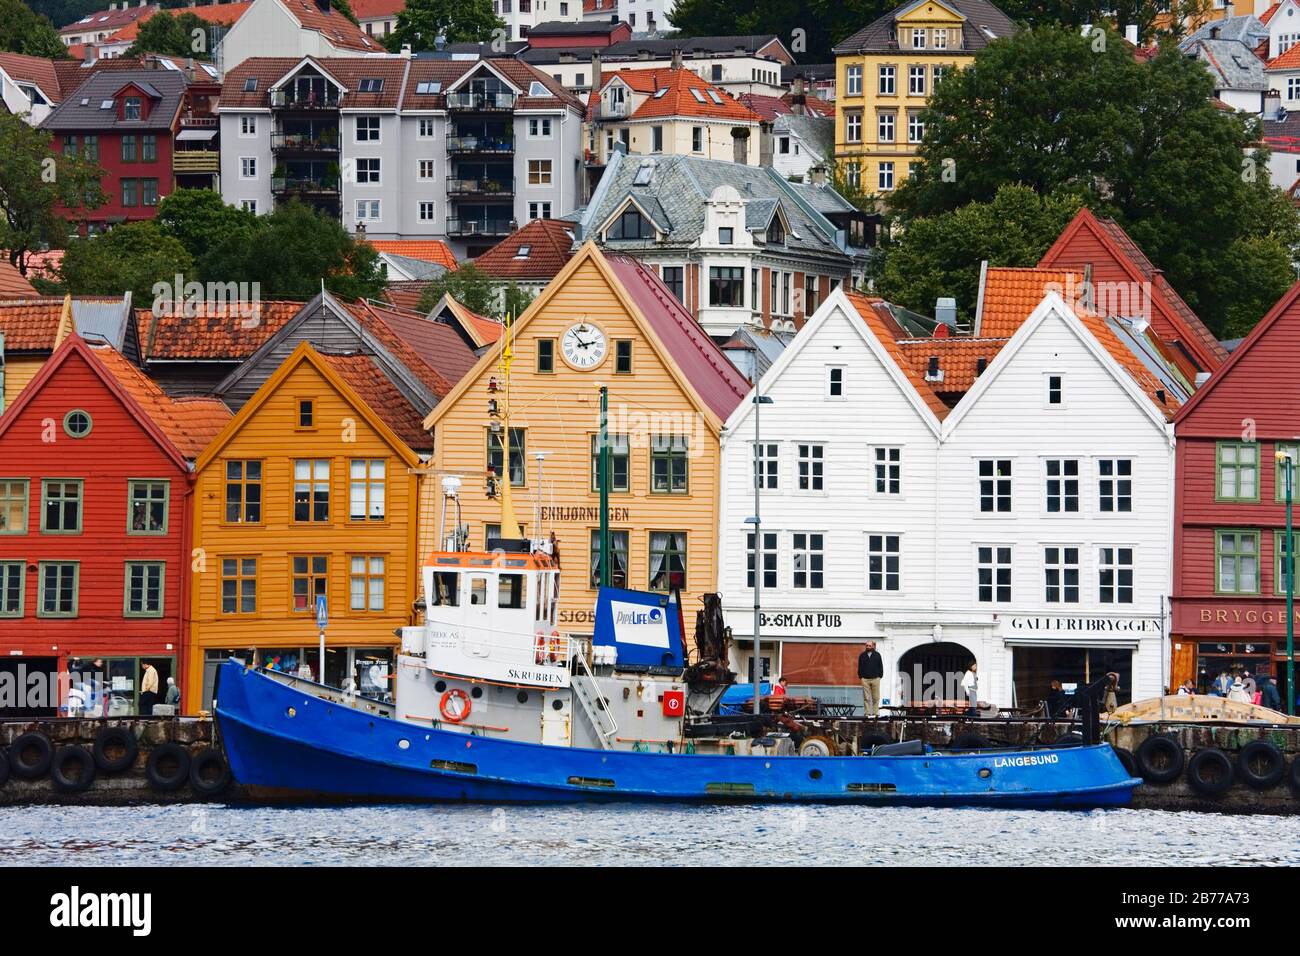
(214, 538), (1140, 808)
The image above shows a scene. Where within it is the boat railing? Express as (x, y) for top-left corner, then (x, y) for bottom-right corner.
(426, 620), (578, 670)
(571, 648), (619, 746)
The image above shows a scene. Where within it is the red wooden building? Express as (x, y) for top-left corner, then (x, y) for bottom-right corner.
(1171, 281), (1300, 701)
(0, 336), (229, 717)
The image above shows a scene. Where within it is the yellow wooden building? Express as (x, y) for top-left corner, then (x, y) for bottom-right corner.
(421, 242), (750, 632)
(187, 341), (422, 711)
(831, 0), (1015, 196)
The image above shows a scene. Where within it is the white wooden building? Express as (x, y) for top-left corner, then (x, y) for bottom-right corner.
(717, 289), (1179, 711)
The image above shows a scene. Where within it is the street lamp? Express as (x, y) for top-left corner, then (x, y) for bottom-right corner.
(1277, 449), (1296, 716)
(747, 389), (775, 717)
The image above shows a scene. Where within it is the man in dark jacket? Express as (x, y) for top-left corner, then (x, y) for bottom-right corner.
(858, 642), (884, 718)
(1261, 676), (1282, 712)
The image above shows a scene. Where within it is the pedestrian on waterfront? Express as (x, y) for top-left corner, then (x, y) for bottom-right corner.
(1178, 680), (1195, 696)
(961, 661), (979, 716)
(164, 676), (180, 708)
(858, 641), (884, 718)
(1212, 671), (1232, 696)
(1228, 677), (1251, 704)
(1103, 672), (1120, 712)
(770, 675), (787, 697)
(139, 662), (159, 716)
(1046, 680), (1066, 718)
(1261, 676), (1282, 711)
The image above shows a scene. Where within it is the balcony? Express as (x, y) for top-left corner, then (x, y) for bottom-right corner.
(446, 217), (514, 237)
(600, 100), (630, 119)
(173, 151), (220, 173)
(446, 134), (515, 155)
(179, 114), (218, 128)
(445, 91), (516, 112)
(270, 89), (340, 110)
(272, 176), (340, 195)
(271, 131), (340, 153)
(446, 177), (514, 198)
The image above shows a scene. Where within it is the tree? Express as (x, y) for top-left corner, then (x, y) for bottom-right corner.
(157, 188), (258, 265)
(125, 10), (216, 59)
(60, 221), (194, 305)
(384, 0), (505, 53)
(872, 185), (1083, 324)
(199, 201), (386, 300)
(889, 26), (1300, 337)
(0, 0), (67, 57)
(0, 111), (105, 275)
(414, 262), (532, 320)
(332, 0), (360, 26)
(668, 0), (892, 64)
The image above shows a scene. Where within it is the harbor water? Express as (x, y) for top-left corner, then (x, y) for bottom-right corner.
(4, 804), (1300, 866)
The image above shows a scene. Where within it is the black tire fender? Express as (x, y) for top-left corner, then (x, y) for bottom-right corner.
(92, 726), (138, 774)
(1134, 734), (1184, 784)
(1112, 746), (1137, 778)
(146, 742), (191, 791)
(50, 745), (96, 793)
(1187, 747), (1235, 797)
(189, 747), (232, 796)
(9, 732), (53, 780)
(1237, 740), (1285, 790)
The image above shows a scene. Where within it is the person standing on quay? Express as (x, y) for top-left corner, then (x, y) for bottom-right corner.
(139, 662), (159, 716)
(858, 642), (884, 719)
(961, 661), (979, 716)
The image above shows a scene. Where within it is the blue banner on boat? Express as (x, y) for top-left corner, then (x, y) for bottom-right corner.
(593, 587), (684, 668)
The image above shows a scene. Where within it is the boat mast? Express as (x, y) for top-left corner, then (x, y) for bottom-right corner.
(495, 311), (524, 541)
(599, 384), (610, 587)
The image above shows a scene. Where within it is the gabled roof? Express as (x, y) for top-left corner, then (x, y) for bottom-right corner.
(0, 334), (202, 474)
(1262, 2), (1283, 24)
(1267, 40), (1300, 69)
(343, 298), (479, 398)
(0, 297), (76, 352)
(428, 294), (504, 348)
(60, 4), (159, 35)
(279, 0), (378, 52)
(1189, 37), (1267, 91)
(91, 344), (231, 458)
(1037, 207), (1227, 368)
(143, 300), (302, 361)
(41, 68), (188, 132)
(366, 239), (458, 270)
(474, 219), (576, 281)
(975, 266), (1083, 337)
(587, 68), (761, 123)
(833, 0), (1016, 54)
(0, 261), (38, 299)
(424, 243), (749, 432)
(196, 340), (421, 473)
(1180, 13), (1269, 51)
(0, 52), (63, 104)
(772, 113), (834, 160)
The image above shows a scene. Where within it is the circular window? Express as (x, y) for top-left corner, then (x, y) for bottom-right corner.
(63, 410), (92, 439)
(552, 699), (563, 711)
(978, 768), (992, 779)
(434, 680), (447, 693)
(470, 686), (483, 699)
(809, 768), (823, 780)
(516, 691), (529, 704)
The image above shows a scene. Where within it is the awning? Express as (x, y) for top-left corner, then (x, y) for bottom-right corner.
(176, 129), (218, 141)
(1004, 636), (1143, 649)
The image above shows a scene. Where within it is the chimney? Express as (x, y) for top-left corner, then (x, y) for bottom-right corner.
(1209, 25), (1221, 39)
(809, 164), (827, 186)
(731, 126), (750, 164)
(185, 56), (196, 81)
(400, 43), (412, 58)
(671, 47), (682, 71)
(591, 51), (602, 92)
(935, 296), (957, 328)
(83, 44), (97, 65)
(1266, 88), (1282, 118)
(1125, 23), (1138, 45)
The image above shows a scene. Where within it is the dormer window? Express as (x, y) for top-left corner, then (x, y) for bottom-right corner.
(912, 28), (926, 48)
(767, 220), (785, 245)
(719, 227), (734, 245)
(124, 96), (142, 120)
(607, 208), (654, 240)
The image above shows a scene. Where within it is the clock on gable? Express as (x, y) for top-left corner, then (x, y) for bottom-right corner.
(560, 321), (608, 370)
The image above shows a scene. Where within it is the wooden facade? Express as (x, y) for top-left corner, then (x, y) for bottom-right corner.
(0, 337), (203, 716)
(1171, 281), (1300, 698)
(187, 341), (421, 712)
(422, 243), (748, 631)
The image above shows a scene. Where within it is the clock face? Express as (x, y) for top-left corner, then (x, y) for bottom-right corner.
(561, 322), (608, 370)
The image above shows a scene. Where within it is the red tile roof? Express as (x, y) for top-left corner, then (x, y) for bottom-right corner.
(977, 266), (1083, 338)
(344, 299), (479, 399)
(589, 68), (762, 123)
(281, 0), (378, 51)
(843, 293), (952, 418)
(142, 300), (303, 360)
(60, 5), (159, 35)
(441, 298), (503, 346)
(1038, 207), (1227, 368)
(1268, 41), (1300, 69)
(736, 92), (790, 121)
(604, 254), (750, 421)
(382, 281), (429, 313)
(0, 52), (63, 102)
(474, 219), (575, 281)
(1262, 3), (1282, 24)
(0, 298), (70, 351)
(322, 352), (430, 449)
(896, 336), (1008, 407)
(367, 239), (458, 270)
(350, 0), (405, 17)
(0, 261), (39, 300)
(106, 2), (252, 43)
(91, 343), (232, 457)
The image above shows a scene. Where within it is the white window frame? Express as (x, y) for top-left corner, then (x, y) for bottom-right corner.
(1045, 458), (1080, 514)
(976, 544), (1012, 604)
(239, 115), (256, 137)
(873, 446), (901, 495)
(418, 117), (436, 138)
(879, 64), (896, 95)
(791, 532), (825, 589)
(1044, 545), (1081, 604)
(418, 200), (435, 221)
(1097, 458), (1133, 514)
(753, 441), (778, 490)
(907, 112), (924, 144)
(978, 458), (1012, 514)
(908, 65), (926, 96)
(867, 533), (901, 592)
(418, 158), (436, 180)
(878, 111), (895, 144)
(1098, 546), (1134, 604)
(240, 156), (256, 179)
(1045, 372), (1065, 407)
(797, 443), (824, 492)
(240, 199), (257, 214)
(356, 157), (381, 185)
(846, 112), (862, 143)
(355, 115), (381, 143)
(878, 161), (894, 191)
(527, 117), (553, 138)
(826, 365), (845, 399)
(846, 64), (862, 95)
(355, 199), (381, 222)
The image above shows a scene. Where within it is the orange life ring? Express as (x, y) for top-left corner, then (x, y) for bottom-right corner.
(548, 629), (562, 664)
(439, 688), (471, 723)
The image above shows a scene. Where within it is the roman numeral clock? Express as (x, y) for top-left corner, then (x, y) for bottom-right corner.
(561, 321), (608, 370)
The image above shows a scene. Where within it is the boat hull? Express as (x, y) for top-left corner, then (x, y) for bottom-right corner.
(215, 663), (1141, 808)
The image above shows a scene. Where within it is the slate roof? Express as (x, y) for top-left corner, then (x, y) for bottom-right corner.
(601, 35), (786, 58)
(580, 152), (854, 264)
(219, 56), (409, 109)
(1180, 14), (1269, 51)
(91, 343), (231, 458)
(69, 297), (136, 352)
(366, 239), (458, 270)
(773, 113), (834, 160)
(832, 0), (1016, 55)
(1188, 37), (1267, 91)
(40, 68), (188, 131)
(474, 218), (576, 281)
(380, 253), (447, 281)
(143, 300), (303, 360)
(321, 352), (430, 449)
(0, 261), (38, 299)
